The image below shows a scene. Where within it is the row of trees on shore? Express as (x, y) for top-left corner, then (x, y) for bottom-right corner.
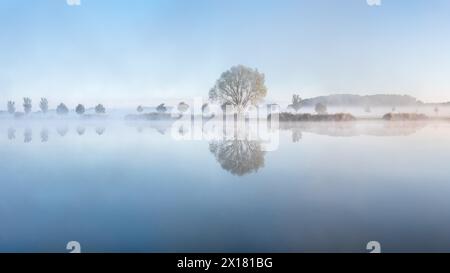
(4, 65), (447, 120)
(5, 96), (326, 118)
(135, 102), (210, 115)
(6, 98), (106, 116)
(4, 66), (331, 118)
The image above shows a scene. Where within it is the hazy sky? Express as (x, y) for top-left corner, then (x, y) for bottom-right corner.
(2, 0), (450, 107)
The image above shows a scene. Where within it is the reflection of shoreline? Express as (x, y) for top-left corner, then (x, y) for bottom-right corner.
(0, 120), (438, 177)
(4, 126), (106, 143)
(125, 120), (176, 135)
(1, 119), (438, 144)
(278, 120), (428, 138)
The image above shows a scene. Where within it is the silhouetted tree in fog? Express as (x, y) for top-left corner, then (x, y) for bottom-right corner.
(40, 98), (49, 114)
(289, 94), (302, 112)
(56, 103), (69, 115)
(7, 101), (15, 114)
(137, 105), (144, 113)
(23, 98), (32, 114)
(76, 104), (85, 115)
(95, 104), (106, 114)
(156, 103), (167, 113)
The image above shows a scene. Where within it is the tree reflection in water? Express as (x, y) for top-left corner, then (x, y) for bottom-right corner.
(8, 128), (15, 140)
(209, 139), (265, 176)
(41, 128), (49, 143)
(96, 127), (106, 135)
(77, 126), (86, 136)
(57, 127), (69, 137)
(24, 128), (32, 143)
(292, 129), (302, 143)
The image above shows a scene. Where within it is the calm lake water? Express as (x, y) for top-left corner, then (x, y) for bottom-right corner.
(1, 119), (450, 253)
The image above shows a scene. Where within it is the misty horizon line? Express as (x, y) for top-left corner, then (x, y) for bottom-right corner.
(2, 93), (450, 111)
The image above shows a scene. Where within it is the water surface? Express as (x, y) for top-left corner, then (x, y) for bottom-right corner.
(1, 120), (450, 252)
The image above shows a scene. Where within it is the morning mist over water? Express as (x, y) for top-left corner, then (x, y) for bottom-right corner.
(2, 116), (450, 252)
(2, 0), (450, 258)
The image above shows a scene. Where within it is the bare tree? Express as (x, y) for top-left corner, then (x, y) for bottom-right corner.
(7, 101), (15, 114)
(40, 98), (49, 114)
(23, 98), (32, 114)
(209, 65), (267, 112)
(289, 94), (302, 112)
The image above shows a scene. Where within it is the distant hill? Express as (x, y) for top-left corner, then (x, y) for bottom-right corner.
(300, 94), (422, 107)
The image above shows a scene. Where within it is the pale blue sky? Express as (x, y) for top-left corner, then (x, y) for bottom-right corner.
(1, 0), (450, 107)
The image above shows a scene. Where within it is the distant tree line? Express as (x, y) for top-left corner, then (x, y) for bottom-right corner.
(5, 98), (107, 116)
(288, 93), (327, 114)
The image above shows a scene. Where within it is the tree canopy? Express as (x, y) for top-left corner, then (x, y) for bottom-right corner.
(40, 98), (49, 113)
(7, 101), (15, 114)
(289, 94), (302, 112)
(95, 104), (106, 114)
(209, 65), (267, 112)
(23, 98), (32, 114)
(56, 103), (69, 115)
(156, 103), (167, 113)
(76, 104), (86, 115)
